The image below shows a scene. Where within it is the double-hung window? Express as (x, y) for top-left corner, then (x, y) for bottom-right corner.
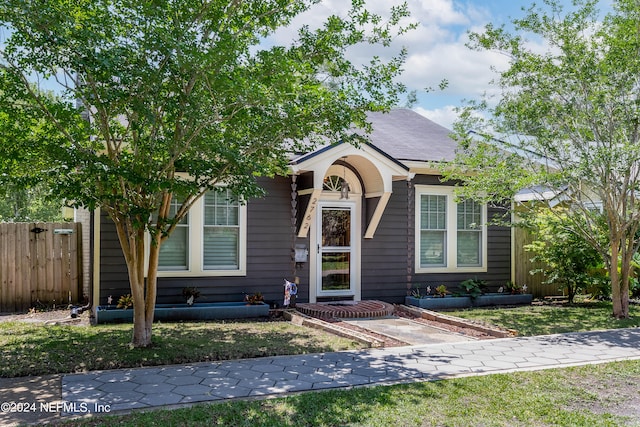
(158, 198), (189, 271)
(415, 185), (486, 273)
(153, 188), (247, 277)
(203, 191), (240, 270)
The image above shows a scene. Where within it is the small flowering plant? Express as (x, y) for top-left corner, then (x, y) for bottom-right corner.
(410, 285), (434, 299)
(435, 285), (448, 297)
(244, 292), (264, 305)
(504, 281), (524, 294)
(117, 294), (134, 309)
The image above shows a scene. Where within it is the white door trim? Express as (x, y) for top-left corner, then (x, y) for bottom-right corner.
(309, 198), (361, 302)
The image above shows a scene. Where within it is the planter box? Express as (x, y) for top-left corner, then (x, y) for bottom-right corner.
(95, 302), (270, 324)
(473, 293), (533, 307)
(405, 295), (472, 310)
(405, 293), (533, 310)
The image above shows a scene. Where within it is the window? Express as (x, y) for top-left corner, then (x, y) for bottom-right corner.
(415, 185), (486, 273)
(153, 188), (246, 277)
(158, 198), (189, 271)
(419, 195), (447, 267)
(203, 191), (240, 270)
(457, 199), (482, 267)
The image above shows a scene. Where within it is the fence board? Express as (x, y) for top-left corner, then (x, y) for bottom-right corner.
(0, 222), (82, 312)
(514, 226), (560, 298)
(17, 224), (30, 310)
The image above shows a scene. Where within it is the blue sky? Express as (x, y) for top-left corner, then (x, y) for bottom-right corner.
(271, 1), (559, 129)
(274, 0), (616, 129)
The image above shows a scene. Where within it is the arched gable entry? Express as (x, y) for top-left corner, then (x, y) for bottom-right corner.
(290, 142), (412, 302)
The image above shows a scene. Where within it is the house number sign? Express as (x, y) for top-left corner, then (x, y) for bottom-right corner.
(298, 190), (321, 238)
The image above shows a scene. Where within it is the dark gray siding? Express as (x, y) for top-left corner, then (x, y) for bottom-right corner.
(98, 176), (308, 307)
(405, 175), (511, 302)
(98, 173), (511, 306)
(360, 175), (511, 304)
(360, 181), (410, 301)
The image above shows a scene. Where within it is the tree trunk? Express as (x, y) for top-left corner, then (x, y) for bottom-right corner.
(610, 238), (630, 319)
(130, 228), (156, 347)
(111, 214), (158, 347)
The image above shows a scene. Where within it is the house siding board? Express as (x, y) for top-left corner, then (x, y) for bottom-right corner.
(407, 203), (512, 300)
(155, 176), (297, 305)
(360, 181), (409, 303)
(98, 212), (129, 305)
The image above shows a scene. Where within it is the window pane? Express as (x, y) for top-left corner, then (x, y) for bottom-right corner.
(158, 226), (188, 270)
(205, 190), (239, 226)
(457, 199), (481, 230)
(321, 252), (350, 291)
(420, 230), (446, 267)
(421, 195), (446, 230)
(204, 227), (239, 269)
(420, 194), (447, 268)
(457, 231), (481, 266)
(457, 199), (482, 266)
(204, 189), (240, 270)
(322, 208), (351, 247)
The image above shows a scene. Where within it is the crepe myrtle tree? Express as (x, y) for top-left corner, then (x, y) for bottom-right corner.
(0, 0), (415, 346)
(444, 0), (640, 319)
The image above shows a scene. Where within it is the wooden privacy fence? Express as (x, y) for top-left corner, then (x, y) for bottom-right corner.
(513, 226), (561, 298)
(0, 222), (82, 312)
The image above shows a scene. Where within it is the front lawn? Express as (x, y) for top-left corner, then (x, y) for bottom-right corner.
(446, 300), (640, 336)
(0, 320), (363, 377)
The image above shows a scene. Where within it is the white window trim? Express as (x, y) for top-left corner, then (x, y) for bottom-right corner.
(414, 185), (487, 274)
(146, 193), (247, 277)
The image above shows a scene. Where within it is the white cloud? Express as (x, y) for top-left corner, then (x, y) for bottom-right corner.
(268, 0), (517, 127)
(414, 105), (459, 130)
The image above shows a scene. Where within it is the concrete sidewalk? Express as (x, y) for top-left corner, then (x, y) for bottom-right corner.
(2, 328), (640, 425)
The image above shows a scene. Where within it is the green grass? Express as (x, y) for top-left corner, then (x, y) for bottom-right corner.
(5, 301), (640, 425)
(0, 320), (363, 377)
(59, 359), (640, 426)
(446, 300), (640, 336)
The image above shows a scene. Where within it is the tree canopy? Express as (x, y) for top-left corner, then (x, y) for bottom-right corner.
(445, 0), (640, 318)
(0, 0), (413, 346)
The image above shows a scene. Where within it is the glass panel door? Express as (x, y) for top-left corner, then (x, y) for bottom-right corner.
(319, 205), (354, 294)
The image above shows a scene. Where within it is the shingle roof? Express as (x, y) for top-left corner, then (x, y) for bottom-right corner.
(365, 109), (456, 163)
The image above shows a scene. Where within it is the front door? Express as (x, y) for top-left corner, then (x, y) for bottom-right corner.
(316, 202), (358, 298)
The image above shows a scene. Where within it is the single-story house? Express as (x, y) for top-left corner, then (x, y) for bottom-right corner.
(90, 108), (512, 309)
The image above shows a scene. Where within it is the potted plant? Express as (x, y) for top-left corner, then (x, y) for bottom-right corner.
(458, 278), (487, 300)
(244, 292), (264, 305)
(435, 284), (449, 297)
(504, 281), (523, 294)
(117, 294), (133, 309)
(182, 287), (201, 306)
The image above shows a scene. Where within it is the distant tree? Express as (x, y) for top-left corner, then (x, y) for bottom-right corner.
(0, 73), (72, 222)
(0, 0), (413, 346)
(0, 184), (65, 222)
(444, 0), (640, 319)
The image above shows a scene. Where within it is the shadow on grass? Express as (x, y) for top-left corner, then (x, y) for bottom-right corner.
(0, 320), (362, 378)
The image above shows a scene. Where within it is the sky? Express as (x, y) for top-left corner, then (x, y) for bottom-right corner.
(15, 1), (606, 131)
(269, 0), (590, 130)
